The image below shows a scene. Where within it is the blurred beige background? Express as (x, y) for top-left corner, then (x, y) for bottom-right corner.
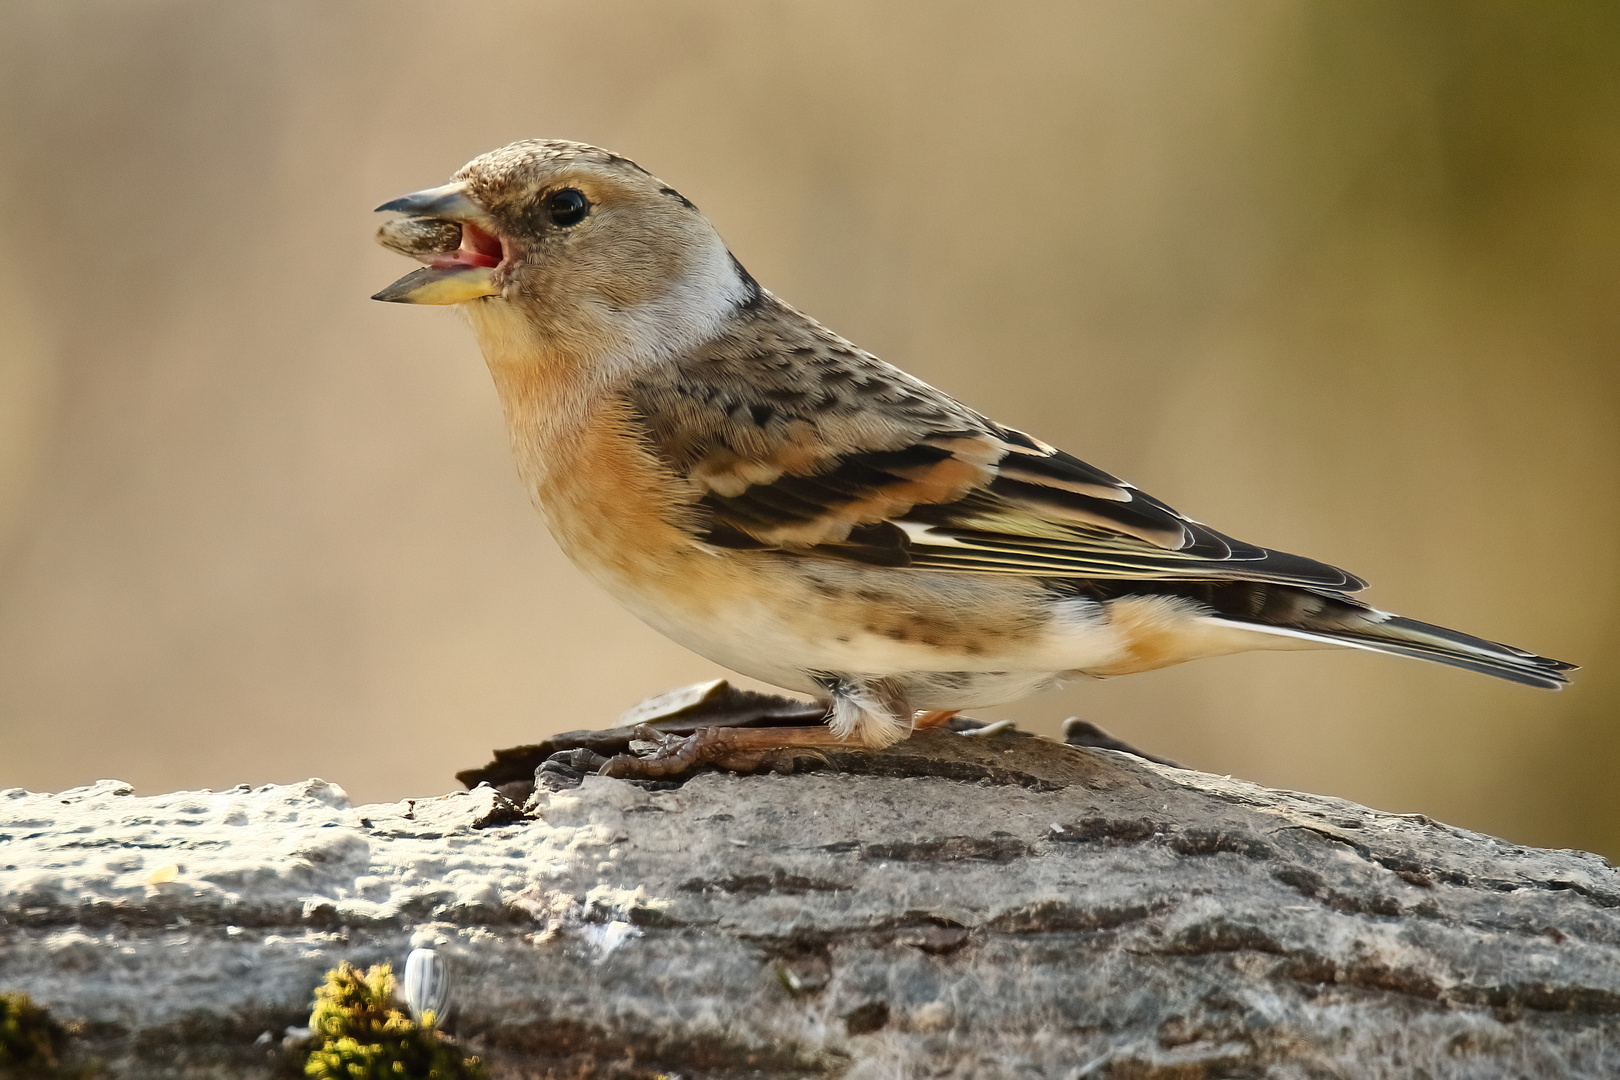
(1, 2), (1616, 855)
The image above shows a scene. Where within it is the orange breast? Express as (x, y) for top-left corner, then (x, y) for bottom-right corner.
(484, 355), (704, 591)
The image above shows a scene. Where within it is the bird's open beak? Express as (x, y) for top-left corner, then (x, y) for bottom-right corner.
(372, 183), (506, 305)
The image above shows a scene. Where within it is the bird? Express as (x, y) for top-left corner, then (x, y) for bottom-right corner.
(371, 139), (1574, 771)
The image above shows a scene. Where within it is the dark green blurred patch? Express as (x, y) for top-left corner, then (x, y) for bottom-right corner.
(0, 990), (100, 1078)
(1269, 2), (1620, 857)
(0, 990), (66, 1073)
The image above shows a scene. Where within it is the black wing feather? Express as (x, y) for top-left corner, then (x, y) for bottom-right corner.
(694, 434), (1366, 591)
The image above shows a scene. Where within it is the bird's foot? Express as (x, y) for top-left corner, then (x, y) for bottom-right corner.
(913, 709), (962, 730)
(599, 723), (850, 780)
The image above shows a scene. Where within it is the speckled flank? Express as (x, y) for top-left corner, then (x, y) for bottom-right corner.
(785, 558), (1049, 657)
(1083, 594), (1325, 677)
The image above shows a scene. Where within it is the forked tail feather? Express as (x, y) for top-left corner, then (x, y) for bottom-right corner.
(1205, 612), (1576, 690)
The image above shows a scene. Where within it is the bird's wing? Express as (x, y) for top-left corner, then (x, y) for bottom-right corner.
(625, 315), (1365, 591)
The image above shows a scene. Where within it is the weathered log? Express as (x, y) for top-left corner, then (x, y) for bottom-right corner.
(3, 721), (1618, 1078)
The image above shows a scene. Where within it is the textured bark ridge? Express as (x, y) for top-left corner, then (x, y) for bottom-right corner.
(3, 722), (1619, 1078)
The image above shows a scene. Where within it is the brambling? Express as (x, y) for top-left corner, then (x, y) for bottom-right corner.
(372, 139), (1574, 766)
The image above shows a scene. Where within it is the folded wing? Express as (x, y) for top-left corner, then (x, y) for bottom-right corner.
(695, 424), (1366, 590)
(624, 320), (1363, 592)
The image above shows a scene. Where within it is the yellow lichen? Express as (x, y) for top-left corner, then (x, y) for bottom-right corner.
(303, 963), (486, 1080)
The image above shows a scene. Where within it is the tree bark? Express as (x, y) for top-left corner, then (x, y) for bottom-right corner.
(3, 722), (1618, 1078)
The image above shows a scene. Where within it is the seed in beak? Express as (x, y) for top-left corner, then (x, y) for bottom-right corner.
(375, 217), (463, 261)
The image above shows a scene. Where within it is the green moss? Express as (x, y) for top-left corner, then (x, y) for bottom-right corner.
(0, 990), (66, 1075)
(303, 962), (486, 1080)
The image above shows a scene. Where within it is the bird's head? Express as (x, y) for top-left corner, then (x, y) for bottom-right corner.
(373, 140), (758, 365)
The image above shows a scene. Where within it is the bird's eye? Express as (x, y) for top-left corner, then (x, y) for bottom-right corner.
(546, 189), (590, 228)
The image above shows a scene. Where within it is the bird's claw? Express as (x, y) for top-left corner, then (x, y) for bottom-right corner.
(600, 724), (775, 780)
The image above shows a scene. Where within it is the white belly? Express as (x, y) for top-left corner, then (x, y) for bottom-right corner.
(595, 556), (1131, 709)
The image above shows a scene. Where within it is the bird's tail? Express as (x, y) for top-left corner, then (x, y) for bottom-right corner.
(1207, 610), (1577, 690)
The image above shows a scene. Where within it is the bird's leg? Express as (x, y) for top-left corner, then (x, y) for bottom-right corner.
(913, 709), (961, 729)
(599, 676), (914, 779)
(599, 723), (861, 779)
(823, 675), (913, 748)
